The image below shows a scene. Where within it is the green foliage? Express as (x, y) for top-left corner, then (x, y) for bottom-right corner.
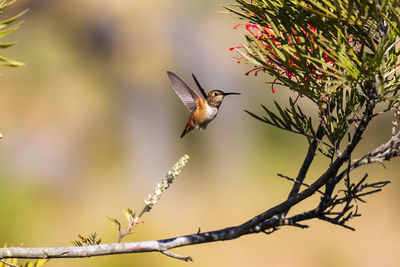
(227, 0), (400, 152)
(246, 98), (316, 142)
(0, 258), (48, 267)
(0, 0), (27, 67)
(21, 259), (48, 267)
(122, 208), (135, 223)
(106, 216), (122, 232)
(72, 233), (102, 246)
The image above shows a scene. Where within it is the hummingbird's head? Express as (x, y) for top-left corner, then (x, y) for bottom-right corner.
(207, 90), (240, 107)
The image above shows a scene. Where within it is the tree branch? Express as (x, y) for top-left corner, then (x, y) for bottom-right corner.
(334, 108), (400, 184)
(234, 97), (376, 236)
(286, 124), (325, 200)
(0, 98), (377, 261)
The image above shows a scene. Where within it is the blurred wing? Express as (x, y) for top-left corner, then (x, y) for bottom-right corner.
(167, 71), (200, 111)
(192, 73), (207, 99)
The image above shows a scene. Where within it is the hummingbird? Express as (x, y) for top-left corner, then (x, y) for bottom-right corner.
(167, 71), (240, 138)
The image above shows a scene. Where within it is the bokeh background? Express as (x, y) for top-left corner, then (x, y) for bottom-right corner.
(0, 1), (399, 266)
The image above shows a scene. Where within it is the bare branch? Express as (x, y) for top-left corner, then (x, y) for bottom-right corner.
(318, 216), (356, 231)
(277, 173), (324, 195)
(286, 124), (325, 200)
(333, 108), (400, 184)
(0, 97), (382, 261)
(161, 250), (193, 262)
(234, 98), (376, 236)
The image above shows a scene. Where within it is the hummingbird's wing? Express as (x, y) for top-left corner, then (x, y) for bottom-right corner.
(192, 74), (207, 99)
(167, 71), (201, 112)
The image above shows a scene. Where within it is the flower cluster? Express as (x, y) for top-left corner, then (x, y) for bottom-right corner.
(231, 19), (362, 98)
(231, 23), (321, 93)
(143, 154), (190, 210)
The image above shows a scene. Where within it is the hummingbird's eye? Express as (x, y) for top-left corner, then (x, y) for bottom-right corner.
(213, 92), (218, 96)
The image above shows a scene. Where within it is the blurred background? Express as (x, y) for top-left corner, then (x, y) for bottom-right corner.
(0, 0), (399, 266)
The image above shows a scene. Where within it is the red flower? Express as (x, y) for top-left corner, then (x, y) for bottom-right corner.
(231, 21), (343, 98)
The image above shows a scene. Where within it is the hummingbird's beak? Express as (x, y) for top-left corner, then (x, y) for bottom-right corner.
(223, 92), (241, 96)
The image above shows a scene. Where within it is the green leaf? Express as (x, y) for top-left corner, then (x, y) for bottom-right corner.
(72, 233), (102, 246)
(274, 100), (292, 130)
(262, 104), (287, 127)
(244, 109), (267, 123)
(0, 41), (17, 49)
(0, 20), (24, 39)
(0, 55), (24, 67)
(0, 9), (28, 30)
(30, 259), (49, 267)
(106, 216), (121, 231)
(123, 208), (135, 222)
(0, 0), (18, 11)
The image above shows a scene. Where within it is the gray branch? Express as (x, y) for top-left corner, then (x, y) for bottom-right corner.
(0, 98), (380, 261)
(334, 109), (400, 184)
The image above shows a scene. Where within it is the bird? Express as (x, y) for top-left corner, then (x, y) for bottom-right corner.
(167, 71), (240, 138)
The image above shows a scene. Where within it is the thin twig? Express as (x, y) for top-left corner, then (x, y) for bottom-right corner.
(283, 219), (309, 229)
(334, 116), (400, 184)
(161, 250), (193, 262)
(0, 259), (18, 267)
(318, 216), (356, 231)
(277, 173), (324, 195)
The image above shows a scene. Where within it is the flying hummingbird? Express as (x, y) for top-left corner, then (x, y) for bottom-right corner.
(167, 71), (240, 138)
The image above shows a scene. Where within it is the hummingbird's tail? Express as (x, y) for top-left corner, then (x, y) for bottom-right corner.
(180, 123), (194, 138)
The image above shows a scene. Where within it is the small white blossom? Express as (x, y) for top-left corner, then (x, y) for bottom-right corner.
(143, 155), (189, 210)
